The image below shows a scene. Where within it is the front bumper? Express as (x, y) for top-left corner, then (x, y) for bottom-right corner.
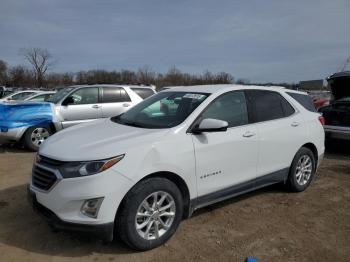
(27, 185), (114, 241)
(29, 160), (134, 242)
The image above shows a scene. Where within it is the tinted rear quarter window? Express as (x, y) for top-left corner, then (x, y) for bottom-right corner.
(131, 88), (155, 99)
(102, 87), (131, 103)
(287, 92), (317, 112)
(247, 90), (295, 122)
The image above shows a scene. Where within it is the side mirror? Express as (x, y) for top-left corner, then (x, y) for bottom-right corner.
(192, 118), (228, 134)
(62, 96), (75, 106)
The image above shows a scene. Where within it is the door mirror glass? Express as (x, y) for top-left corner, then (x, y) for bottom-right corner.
(62, 96), (75, 106)
(193, 118), (228, 133)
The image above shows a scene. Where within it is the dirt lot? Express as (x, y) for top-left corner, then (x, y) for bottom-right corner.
(0, 143), (349, 262)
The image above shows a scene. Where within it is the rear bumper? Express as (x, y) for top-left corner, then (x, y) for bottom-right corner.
(0, 127), (27, 143)
(27, 185), (114, 242)
(324, 125), (350, 140)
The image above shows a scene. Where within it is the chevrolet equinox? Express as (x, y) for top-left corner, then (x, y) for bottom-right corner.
(28, 85), (325, 250)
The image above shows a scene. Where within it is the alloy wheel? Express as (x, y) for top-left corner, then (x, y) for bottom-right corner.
(135, 191), (176, 240)
(295, 155), (313, 186)
(30, 127), (50, 147)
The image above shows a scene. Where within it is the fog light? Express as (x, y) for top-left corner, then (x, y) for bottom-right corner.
(81, 197), (104, 218)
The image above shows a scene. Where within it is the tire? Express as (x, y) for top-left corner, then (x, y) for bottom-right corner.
(23, 126), (51, 151)
(287, 147), (316, 192)
(116, 177), (183, 251)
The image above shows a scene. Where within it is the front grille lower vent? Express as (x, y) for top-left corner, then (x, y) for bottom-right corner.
(32, 165), (57, 191)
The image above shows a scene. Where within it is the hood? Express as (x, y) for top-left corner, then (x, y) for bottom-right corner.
(0, 102), (53, 131)
(327, 71), (350, 100)
(39, 118), (169, 161)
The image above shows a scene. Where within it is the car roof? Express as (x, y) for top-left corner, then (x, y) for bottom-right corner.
(14, 90), (40, 93)
(327, 71), (350, 80)
(68, 84), (155, 90)
(32, 91), (56, 94)
(161, 84), (307, 95)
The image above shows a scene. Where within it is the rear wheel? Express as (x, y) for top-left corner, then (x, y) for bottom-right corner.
(116, 177), (183, 251)
(23, 126), (51, 151)
(287, 147), (316, 192)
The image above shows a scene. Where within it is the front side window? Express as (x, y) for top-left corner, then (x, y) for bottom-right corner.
(102, 87), (131, 103)
(200, 91), (249, 128)
(112, 91), (209, 128)
(68, 87), (99, 105)
(247, 90), (295, 123)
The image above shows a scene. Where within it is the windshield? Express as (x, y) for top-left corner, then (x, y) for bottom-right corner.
(111, 91), (209, 128)
(47, 87), (74, 103)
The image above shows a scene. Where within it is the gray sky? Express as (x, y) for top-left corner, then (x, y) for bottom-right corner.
(0, 0), (349, 83)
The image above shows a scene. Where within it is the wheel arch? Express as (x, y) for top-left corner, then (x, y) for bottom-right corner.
(115, 171), (192, 223)
(300, 142), (318, 167)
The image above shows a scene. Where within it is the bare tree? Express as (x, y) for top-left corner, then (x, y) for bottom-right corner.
(21, 48), (53, 88)
(137, 65), (156, 84)
(8, 65), (34, 87)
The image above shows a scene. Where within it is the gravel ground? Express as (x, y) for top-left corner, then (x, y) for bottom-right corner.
(0, 142), (349, 262)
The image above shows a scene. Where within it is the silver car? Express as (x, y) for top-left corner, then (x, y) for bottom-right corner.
(24, 91), (56, 102)
(0, 84), (156, 151)
(0, 90), (41, 102)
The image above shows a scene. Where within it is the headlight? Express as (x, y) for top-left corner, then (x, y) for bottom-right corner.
(59, 155), (124, 178)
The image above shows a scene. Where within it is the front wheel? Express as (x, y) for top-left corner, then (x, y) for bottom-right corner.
(287, 147), (316, 192)
(23, 126), (51, 151)
(116, 177), (183, 250)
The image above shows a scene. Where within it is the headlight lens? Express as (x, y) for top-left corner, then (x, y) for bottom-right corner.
(59, 155), (124, 178)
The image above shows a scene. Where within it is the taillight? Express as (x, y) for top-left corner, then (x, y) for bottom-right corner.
(318, 115), (325, 125)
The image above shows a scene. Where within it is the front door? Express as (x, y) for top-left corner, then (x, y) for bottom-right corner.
(59, 87), (101, 128)
(191, 90), (259, 198)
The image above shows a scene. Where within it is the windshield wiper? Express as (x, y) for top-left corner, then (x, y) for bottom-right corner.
(112, 117), (145, 128)
(122, 121), (145, 128)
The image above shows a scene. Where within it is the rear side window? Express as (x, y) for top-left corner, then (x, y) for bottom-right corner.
(287, 92), (317, 112)
(102, 87), (131, 103)
(130, 88), (155, 99)
(246, 90), (295, 123)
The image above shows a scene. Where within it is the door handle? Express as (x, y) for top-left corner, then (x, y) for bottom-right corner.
(291, 121), (300, 127)
(92, 105), (101, 109)
(242, 131), (256, 138)
(123, 103), (130, 107)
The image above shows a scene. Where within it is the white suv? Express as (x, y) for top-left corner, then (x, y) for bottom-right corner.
(28, 85), (325, 250)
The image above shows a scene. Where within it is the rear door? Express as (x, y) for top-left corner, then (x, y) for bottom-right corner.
(60, 87), (101, 128)
(246, 90), (306, 180)
(100, 86), (133, 117)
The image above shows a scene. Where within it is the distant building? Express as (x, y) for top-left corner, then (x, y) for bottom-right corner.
(298, 79), (324, 91)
